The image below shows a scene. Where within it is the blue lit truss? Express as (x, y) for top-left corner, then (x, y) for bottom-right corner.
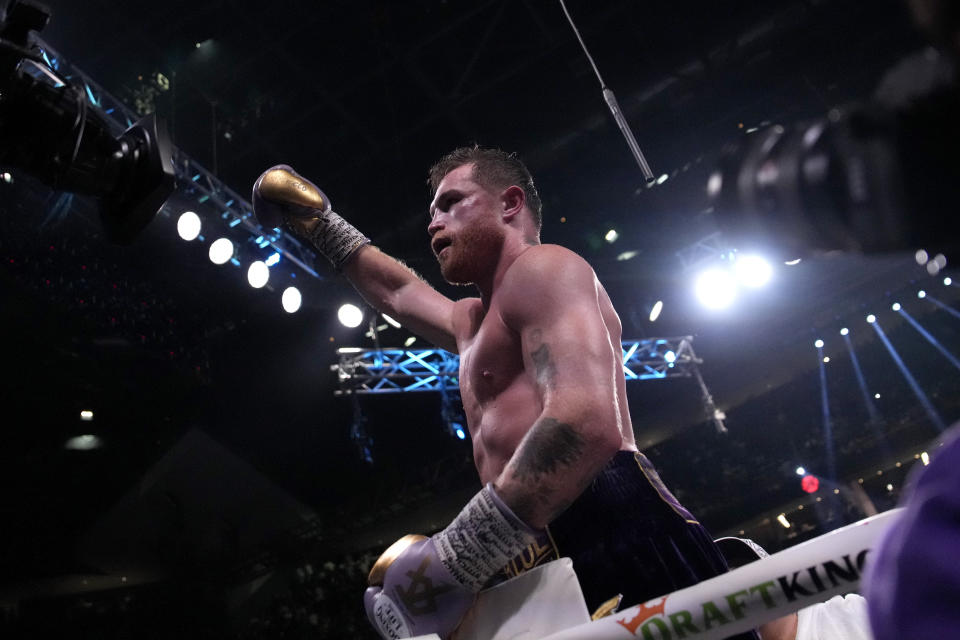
(27, 40), (322, 279)
(333, 337), (698, 395)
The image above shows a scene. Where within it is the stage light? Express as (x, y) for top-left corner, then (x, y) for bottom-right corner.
(177, 211), (201, 241)
(382, 313), (402, 329)
(840, 327), (849, 336)
(649, 300), (663, 322)
(336, 347), (363, 354)
(247, 261), (269, 288)
(664, 350), (676, 364)
(208, 237), (233, 264)
(946, 277), (953, 286)
(265, 251), (281, 267)
(823, 356), (830, 363)
(453, 424), (466, 440)
(867, 314), (876, 323)
(784, 258), (802, 266)
(801, 475), (820, 494)
(875, 393), (881, 399)
(814, 339), (824, 348)
(656, 173), (669, 185)
(694, 268), (737, 309)
(921, 451), (930, 465)
(915, 249), (929, 265)
(281, 287), (301, 313)
(733, 254), (772, 288)
(918, 290), (926, 299)
(80, 410), (94, 421)
(65, 434), (102, 450)
(338, 303), (363, 328)
(604, 229), (619, 243)
(886, 484), (894, 492)
(795, 466), (805, 476)
(892, 302), (901, 311)
(404, 336), (417, 347)
(777, 513), (791, 528)
(616, 250), (638, 261)
(1, 172), (11, 183)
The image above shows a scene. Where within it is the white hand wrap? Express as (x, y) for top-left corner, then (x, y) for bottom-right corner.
(303, 208), (370, 270)
(433, 483), (539, 593)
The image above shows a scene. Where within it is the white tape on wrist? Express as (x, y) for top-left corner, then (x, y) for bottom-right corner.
(434, 484), (537, 592)
(305, 208), (370, 270)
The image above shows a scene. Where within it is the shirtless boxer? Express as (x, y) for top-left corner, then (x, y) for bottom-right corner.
(252, 147), (751, 639)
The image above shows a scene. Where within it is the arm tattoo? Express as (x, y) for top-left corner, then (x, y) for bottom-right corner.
(507, 417), (586, 520)
(529, 330), (557, 389)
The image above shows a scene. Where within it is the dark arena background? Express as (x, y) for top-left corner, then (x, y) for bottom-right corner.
(1, 0), (958, 638)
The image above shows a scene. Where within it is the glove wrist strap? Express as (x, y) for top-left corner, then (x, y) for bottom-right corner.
(303, 209), (370, 270)
(433, 483), (538, 592)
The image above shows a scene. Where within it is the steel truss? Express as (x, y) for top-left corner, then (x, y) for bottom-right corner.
(27, 40), (322, 279)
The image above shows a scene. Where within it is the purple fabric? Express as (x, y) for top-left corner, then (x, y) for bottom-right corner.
(364, 537), (474, 639)
(864, 425), (960, 640)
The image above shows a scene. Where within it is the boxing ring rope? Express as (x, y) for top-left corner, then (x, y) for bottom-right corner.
(534, 509), (898, 640)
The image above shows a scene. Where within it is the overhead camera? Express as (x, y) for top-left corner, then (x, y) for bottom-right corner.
(0, 0), (175, 244)
(708, 2), (960, 259)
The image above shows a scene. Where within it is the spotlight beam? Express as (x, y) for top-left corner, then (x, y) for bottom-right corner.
(841, 335), (883, 425)
(816, 347), (837, 481)
(922, 293), (960, 321)
(870, 321), (947, 432)
(896, 308), (960, 371)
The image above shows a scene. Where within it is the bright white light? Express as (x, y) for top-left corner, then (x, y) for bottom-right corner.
(404, 336), (417, 347)
(915, 249), (929, 265)
(604, 229), (619, 243)
(945, 277), (953, 286)
(281, 287), (302, 313)
(823, 356), (830, 363)
(921, 451), (930, 466)
(933, 253), (947, 268)
(892, 302), (901, 311)
(840, 327), (849, 336)
(694, 269), (737, 310)
(649, 300), (663, 323)
(616, 250), (639, 261)
(875, 393), (881, 399)
(247, 261), (269, 288)
(795, 466), (805, 476)
(336, 347), (363, 354)
(338, 303), (363, 328)
(80, 410), (94, 421)
(1, 172), (12, 183)
(177, 211), (201, 241)
(656, 173), (669, 185)
(265, 252), (281, 267)
(866, 314), (876, 323)
(814, 339), (824, 348)
(208, 238), (234, 264)
(784, 258), (802, 266)
(382, 313), (402, 329)
(664, 350), (676, 364)
(777, 513), (791, 529)
(886, 484), (893, 492)
(734, 254), (772, 288)
(65, 434), (102, 451)
(455, 426), (466, 440)
(918, 290), (927, 299)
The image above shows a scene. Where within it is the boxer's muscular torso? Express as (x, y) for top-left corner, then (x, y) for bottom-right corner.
(450, 246), (636, 485)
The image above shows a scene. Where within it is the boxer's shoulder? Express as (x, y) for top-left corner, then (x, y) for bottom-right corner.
(498, 245), (598, 315)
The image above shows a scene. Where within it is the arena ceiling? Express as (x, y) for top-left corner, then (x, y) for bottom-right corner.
(1, 0), (949, 583)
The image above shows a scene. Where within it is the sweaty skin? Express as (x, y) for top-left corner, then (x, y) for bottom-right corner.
(342, 163), (636, 529)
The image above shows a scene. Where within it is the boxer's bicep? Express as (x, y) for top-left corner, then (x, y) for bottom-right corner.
(344, 244), (459, 353)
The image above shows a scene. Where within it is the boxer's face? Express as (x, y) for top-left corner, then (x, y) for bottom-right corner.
(428, 163), (505, 285)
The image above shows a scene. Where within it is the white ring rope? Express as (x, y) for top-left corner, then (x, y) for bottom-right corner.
(538, 509), (899, 640)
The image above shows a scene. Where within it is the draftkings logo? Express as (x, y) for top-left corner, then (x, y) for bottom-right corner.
(615, 549), (869, 639)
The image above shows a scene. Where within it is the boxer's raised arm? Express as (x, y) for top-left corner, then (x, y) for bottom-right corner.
(252, 165), (459, 353)
(342, 245), (458, 353)
(495, 245), (623, 529)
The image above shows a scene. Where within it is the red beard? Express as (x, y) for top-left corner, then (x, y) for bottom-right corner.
(438, 223), (503, 285)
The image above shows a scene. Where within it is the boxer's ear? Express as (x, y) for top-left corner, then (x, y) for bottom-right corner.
(500, 185), (525, 223)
